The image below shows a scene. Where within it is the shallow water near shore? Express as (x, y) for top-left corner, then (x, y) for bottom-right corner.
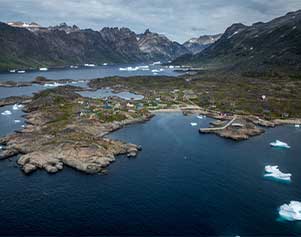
(0, 112), (301, 235)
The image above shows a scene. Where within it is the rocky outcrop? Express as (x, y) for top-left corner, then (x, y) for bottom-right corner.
(0, 86), (150, 174)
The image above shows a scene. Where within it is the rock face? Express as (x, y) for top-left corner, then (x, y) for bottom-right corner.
(0, 86), (150, 174)
(173, 10), (301, 73)
(183, 34), (222, 54)
(138, 29), (189, 61)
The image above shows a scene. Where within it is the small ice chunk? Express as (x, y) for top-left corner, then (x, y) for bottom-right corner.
(295, 124), (300, 128)
(44, 82), (65, 87)
(270, 140), (290, 149)
(264, 165), (291, 182)
(197, 115), (203, 119)
(190, 122), (198, 126)
(1, 110), (12, 116)
(14, 120), (21, 123)
(151, 69), (159, 73)
(21, 125), (25, 128)
(279, 201), (301, 221)
(12, 104), (24, 110)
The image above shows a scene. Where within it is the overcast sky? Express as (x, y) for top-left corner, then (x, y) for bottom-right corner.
(1, 0), (301, 42)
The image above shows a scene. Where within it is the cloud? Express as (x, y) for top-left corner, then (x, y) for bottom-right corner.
(0, 0), (301, 42)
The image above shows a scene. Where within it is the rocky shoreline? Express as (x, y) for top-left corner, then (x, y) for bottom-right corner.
(0, 86), (152, 175)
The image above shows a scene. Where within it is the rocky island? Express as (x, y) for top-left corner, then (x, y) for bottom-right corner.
(0, 85), (152, 174)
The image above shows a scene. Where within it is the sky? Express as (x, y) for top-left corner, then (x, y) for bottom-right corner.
(1, 0), (301, 42)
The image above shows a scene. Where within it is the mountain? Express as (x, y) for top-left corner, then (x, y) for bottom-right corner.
(0, 23), (187, 70)
(173, 10), (301, 73)
(138, 29), (189, 61)
(183, 34), (222, 54)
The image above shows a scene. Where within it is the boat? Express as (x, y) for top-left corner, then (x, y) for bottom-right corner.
(39, 67), (48, 71)
(17, 70), (26, 74)
(270, 140), (290, 149)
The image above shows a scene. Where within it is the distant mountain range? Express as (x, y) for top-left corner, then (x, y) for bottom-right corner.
(173, 10), (301, 73)
(0, 21), (217, 70)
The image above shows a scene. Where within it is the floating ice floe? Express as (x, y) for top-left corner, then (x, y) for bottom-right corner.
(0, 146), (2, 150)
(119, 66), (149, 71)
(197, 115), (203, 119)
(9, 69), (16, 73)
(21, 125), (25, 128)
(270, 140), (290, 149)
(295, 124), (300, 128)
(84, 64), (96, 67)
(151, 69), (160, 73)
(264, 165), (291, 182)
(39, 67), (48, 71)
(168, 65), (175, 69)
(12, 104), (24, 110)
(1, 110), (12, 116)
(70, 65), (78, 69)
(279, 201), (301, 221)
(44, 82), (66, 87)
(103, 63), (108, 66)
(17, 70), (26, 74)
(14, 120), (21, 123)
(190, 122), (198, 126)
(152, 61), (161, 65)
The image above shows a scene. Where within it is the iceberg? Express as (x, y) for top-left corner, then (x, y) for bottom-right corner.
(14, 120), (21, 123)
(9, 69), (16, 73)
(103, 63), (108, 66)
(270, 140), (290, 149)
(190, 122), (198, 126)
(279, 201), (301, 221)
(44, 82), (66, 87)
(264, 165), (291, 182)
(295, 124), (300, 128)
(17, 70), (26, 74)
(70, 65), (78, 69)
(12, 104), (24, 110)
(197, 115), (203, 119)
(84, 63), (96, 67)
(152, 61), (161, 65)
(39, 67), (48, 71)
(1, 110), (12, 116)
(151, 69), (159, 73)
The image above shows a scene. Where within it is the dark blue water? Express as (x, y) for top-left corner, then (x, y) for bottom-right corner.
(0, 112), (301, 235)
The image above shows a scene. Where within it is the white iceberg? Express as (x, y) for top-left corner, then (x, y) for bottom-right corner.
(279, 201), (301, 221)
(168, 65), (175, 69)
(151, 69), (160, 73)
(12, 104), (24, 110)
(119, 65), (149, 72)
(197, 115), (203, 119)
(70, 65), (78, 69)
(44, 82), (66, 87)
(103, 63), (108, 66)
(17, 70), (26, 74)
(14, 120), (21, 123)
(270, 140), (290, 149)
(39, 67), (48, 71)
(1, 110), (12, 116)
(9, 69), (16, 73)
(84, 63), (96, 67)
(152, 61), (161, 65)
(295, 124), (300, 128)
(264, 165), (291, 182)
(190, 122), (198, 126)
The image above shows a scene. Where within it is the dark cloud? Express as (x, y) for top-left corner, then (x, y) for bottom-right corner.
(0, 0), (301, 42)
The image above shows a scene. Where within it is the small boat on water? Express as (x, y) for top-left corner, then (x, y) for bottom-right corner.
(270, 140), (290, 149)
(17, 70), (26, 74)
(39, 67), (48, 71)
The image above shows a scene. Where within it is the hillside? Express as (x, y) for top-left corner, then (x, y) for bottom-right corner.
(173, 10), (301, 73)
(183, 34), (222, 54)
